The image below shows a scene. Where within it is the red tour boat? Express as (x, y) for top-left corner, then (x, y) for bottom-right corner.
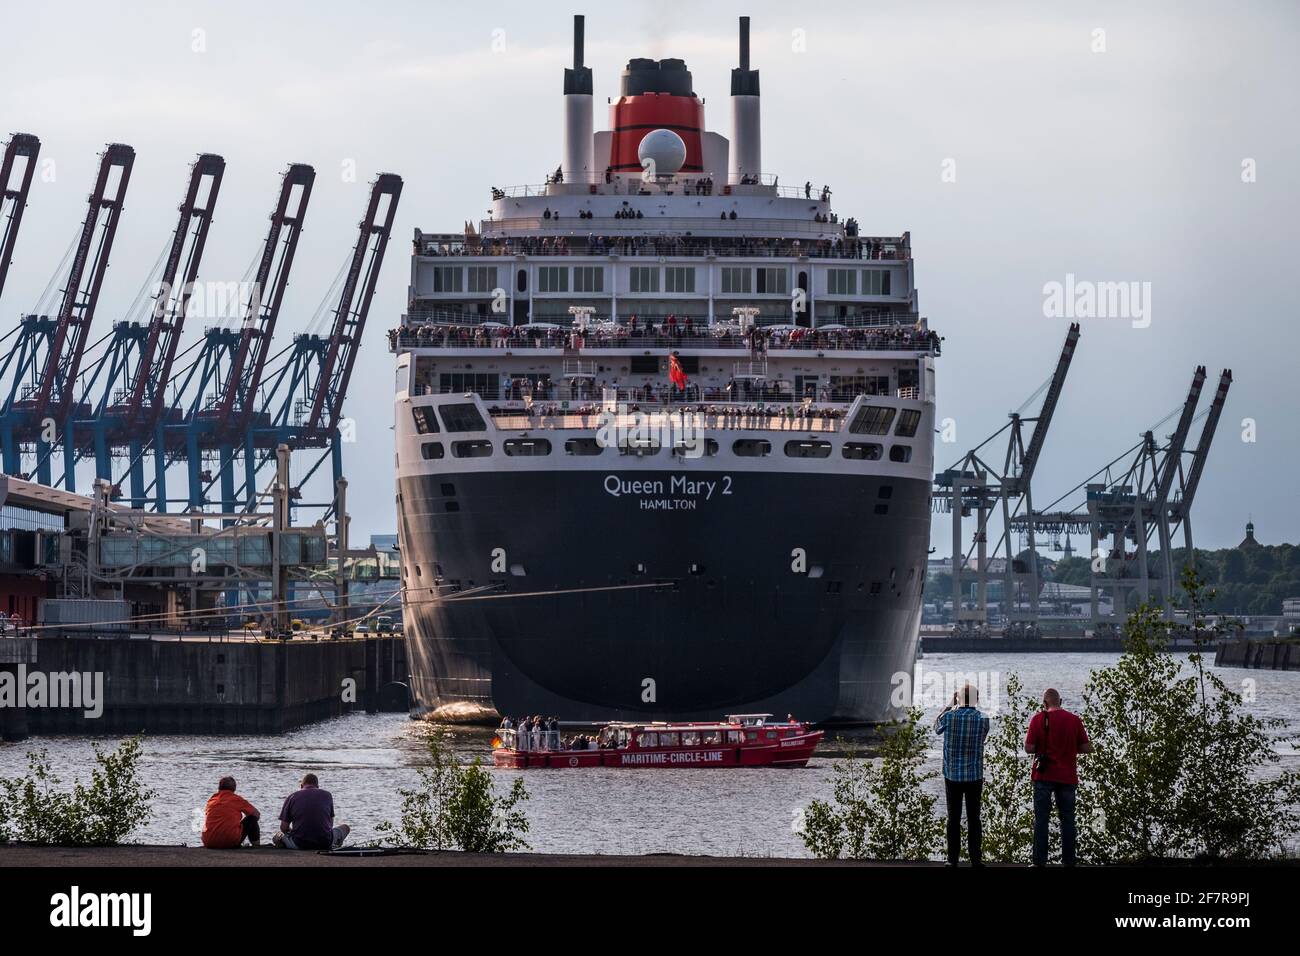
(492, 714), (823, 769)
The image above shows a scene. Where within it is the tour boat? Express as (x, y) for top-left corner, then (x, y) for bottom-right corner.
(492, 714), (823, 769)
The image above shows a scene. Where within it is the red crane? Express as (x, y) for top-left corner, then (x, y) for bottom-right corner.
(127, 153), (225, 430)
(217, 162), (314, 435)
(32, 142), (135, 427)
(305, 172), (402, 433)
(0, 133), (40, 303)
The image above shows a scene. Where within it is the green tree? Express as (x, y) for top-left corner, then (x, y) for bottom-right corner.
(377, 733), (530, 853)
(0, 737), (154, 846)
(1078, 570), (1300, 862)
(980, 673), (1038, 863)
(799, 708), (942, 860)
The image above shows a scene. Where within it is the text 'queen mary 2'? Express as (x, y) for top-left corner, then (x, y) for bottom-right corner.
(391, 15), (938, 726)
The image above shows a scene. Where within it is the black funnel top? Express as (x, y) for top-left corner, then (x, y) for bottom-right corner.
(564, 15), (593, 95)
(731, 16), (760, 96)
(621, 58), (695, 97)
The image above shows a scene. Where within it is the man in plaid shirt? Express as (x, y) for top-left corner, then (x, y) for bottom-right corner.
(934, 683), (990, 866)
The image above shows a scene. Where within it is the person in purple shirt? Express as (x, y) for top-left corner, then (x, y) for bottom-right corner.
(273, 773), (351, 851)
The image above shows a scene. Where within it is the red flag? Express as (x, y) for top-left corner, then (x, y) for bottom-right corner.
(669, 353), (688, 390)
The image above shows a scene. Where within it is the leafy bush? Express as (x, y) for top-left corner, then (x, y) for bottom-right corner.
(1079, 569), (1300, 862)
(378, 733), (529, 853)
(0, 737), (154, 846)
(799, 708), (942, 860)
(979, 673), (1039, 863)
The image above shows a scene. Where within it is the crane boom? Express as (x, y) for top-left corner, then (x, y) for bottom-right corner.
(217, 163), (313, 433)
(128, 153), (224, 429)
(1175, 368), (1231, 516)
(1153, 366), (1205, 506)
(0, 133), (40, 303)
(1018, 322), (1080, 487)
(306, 172), (402, 433)
(32, 143), (135, 425)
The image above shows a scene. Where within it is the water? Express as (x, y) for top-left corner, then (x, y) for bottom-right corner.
(1, 653), (1296, 857)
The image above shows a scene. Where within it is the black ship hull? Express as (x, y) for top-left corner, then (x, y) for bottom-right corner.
(397, 469), (929, 725)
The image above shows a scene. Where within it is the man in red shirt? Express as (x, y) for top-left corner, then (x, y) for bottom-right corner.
(200, 776), (261, 849)
(1024, 688), (1091, 866)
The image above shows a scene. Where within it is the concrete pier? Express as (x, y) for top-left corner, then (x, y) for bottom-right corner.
(0, 634), (407, 736)
(1215, 638), (1300, 671)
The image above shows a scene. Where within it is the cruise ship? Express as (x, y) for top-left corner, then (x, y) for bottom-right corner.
(391, 16), (938, 725)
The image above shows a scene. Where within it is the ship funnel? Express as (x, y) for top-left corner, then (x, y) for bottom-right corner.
(729, 15), (761, 186)
(563, 14), (595, 187)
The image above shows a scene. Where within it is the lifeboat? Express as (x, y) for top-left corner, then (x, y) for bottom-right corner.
(492, 714), (822, 769)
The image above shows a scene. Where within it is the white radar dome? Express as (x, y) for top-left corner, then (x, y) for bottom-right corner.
(637, 128), (687, 177)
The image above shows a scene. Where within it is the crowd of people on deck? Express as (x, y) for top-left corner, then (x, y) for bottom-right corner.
(389, 318), (941, 356)
(416, 232), (905, 261)
(500, 715), (612, 752)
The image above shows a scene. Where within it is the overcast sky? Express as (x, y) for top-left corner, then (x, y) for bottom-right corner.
(2, 0), (1296, 553)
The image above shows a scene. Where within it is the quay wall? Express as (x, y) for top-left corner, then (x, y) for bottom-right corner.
(0, 635), (408, 738)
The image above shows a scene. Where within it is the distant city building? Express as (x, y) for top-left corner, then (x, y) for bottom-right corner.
(1237, 520), (1261, 550)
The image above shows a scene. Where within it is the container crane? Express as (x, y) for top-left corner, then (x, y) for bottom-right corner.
(66, 154), (224, 504)
(934, 323), (1080, 632)
(249, 172), (402, 504)
(163, 163), (314, 513)
(0, 143), (134, 485)
(0, 133), (40, 304)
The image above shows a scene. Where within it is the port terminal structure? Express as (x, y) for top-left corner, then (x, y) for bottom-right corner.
(0, 133), (402, 632)
(934, 325), (1232, 635)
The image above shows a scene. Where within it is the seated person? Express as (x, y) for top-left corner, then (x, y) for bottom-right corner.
(201, 776), (260, 849)
(273, 773), (350, 851)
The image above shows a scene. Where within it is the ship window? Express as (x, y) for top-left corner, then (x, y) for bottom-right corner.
(766, 731), (779, 740)
(629, 356), (660, 375)
(412, 406), (440, 435)
(629, 266), (659, 293)
(565, 437), (604, 456)
(682, 731), (701, 746)
(720, 267), (751, 294)
(467, 266), (498, 294)
(862, 268), (892, 295)
(745, 731), (758, 741)
(756, 267), (787, 295)
(441, 483), (456, 496)
(420, 441), (445, 460)
(842, 442), (883, 460)
(849, 405), (896, 435)
(704, 730), (722, 745)
(445, 501), (460, 512)
(451, 440), (493, 458)
(430, 266), (463, 293)
(784, 439), (832, 459)
(895, 409), (922, 438)
(439, 403), (487, 432)
(573, 266), (604, 293)
(878, 485), (893, 499)
(665, 266), (695, 293)
(890, 444), (913, 463)
(727, 730), (742, 744)
(516, 269), (527, 293)
(659, 732), (680, 747)
(637, 732), (659, 748)
(733, 439), (771, 457)
(827, 269), (856, 295)
(874, 504), (889, 515)
(619, 439), (660, 457)
(538, 266), (568, 293)
(503, 438), (552, 456)
(440, 373), (499, 400)
(672, 437), (716, 458)
(870, 582), (883, 595)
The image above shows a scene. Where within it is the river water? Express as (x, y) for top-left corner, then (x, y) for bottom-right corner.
(1, 653), (1296, 858)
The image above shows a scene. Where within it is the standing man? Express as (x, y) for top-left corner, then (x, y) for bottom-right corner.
(934, 683), (990, 867)
(1024, 688), (1092, 866)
